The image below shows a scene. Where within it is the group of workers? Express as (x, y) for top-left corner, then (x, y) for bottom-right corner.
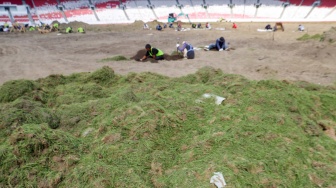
(155, 22), (238, 31)
(0, 21), (85, 34)
(156, 22), (182, 31)
(264, 23), (304, 32)
(139, 36), (229, 61)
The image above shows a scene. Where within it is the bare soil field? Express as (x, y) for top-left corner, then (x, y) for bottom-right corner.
(0, 21), (335, 85)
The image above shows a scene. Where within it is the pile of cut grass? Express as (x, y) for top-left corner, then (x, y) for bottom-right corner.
(297, 33), (324, 41)
(100, 55), (128, 62)
(0, 66), (335, 187)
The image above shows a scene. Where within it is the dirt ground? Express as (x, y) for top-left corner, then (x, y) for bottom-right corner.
(0, 21), (335, 86)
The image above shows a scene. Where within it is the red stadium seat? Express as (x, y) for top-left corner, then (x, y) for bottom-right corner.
(32, 0), (58, 7)
(64, 9), (93, 18)
(320, 0), (336, 7)
(39, 12), (63, 19)
(0, 15), (11, 22)
(24, 0), (35, 8)
(95, 1), (120, 9)
(2, 0), (22, 5)
(13, 15), (30, 22)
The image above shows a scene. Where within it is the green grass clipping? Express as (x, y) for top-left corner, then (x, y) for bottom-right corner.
(100, 55), (128, 62)
(0, 66), (335, 187)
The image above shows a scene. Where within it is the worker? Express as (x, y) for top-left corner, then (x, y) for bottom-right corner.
(143, 23), (149, 30)
(265, 24), (272, 30)
(66, 26), (72, 33)
(29, 26), (35, 31)
(53, 23), (59, 31)
(77, 27), (85, 33)
(177, 22), (182, 31)
(140, 44), (164, 61)
(232, 22), (237, 29)
(156, 24), (162, 31)
(176, 41), (195, 59)
(4, 21), (9, 28)
(204, 37), (229, 51)
(205, 22), (211, 29)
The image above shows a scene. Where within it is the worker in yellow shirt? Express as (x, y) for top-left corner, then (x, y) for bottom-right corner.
(77, 27), (85, 33)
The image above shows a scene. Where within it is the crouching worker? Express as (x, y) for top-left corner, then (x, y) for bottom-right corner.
(29, 26), (36, 31)
(140, 44), (164, 61)
(177, 41), (195, 59)
(77, 27), (85, 33)
(66, 26), (73, 33)
(265, 24), (272, 30)
(52, 23), (59, 31)
(156, 24), (162, 31)
(205, 37), (229, 51)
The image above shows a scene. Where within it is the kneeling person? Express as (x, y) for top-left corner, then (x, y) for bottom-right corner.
(177, 41), (195, 59)
(140, 44), (164, 61)
(205, 37), (229, 51)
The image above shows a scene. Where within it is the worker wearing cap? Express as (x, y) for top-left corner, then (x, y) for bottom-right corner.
(205, 37), (229, 51)
(140, 44), (164, 61)
(176, 41), (195, 59)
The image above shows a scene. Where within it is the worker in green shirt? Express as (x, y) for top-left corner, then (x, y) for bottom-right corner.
(77, 27), (85, 33)
(53, 23), (59, 31)
(29, 26), (35, 31)
(4, 21), (9, 28)
(66, 26), (72, 33)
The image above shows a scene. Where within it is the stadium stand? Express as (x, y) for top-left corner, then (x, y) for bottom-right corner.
(151, 0), (176, 8)
(31, 14), (38, 21)
(13, 15), (30, 22)
(244, 5), (257, 18)
(307, 7), (332, 19)
(178, 0), (193, 7)
(301, 0), (319, 6)
(207, 0), (226, 6)
(59, 0), (90, 9)
(256, 5), (283, 19)
(245, 0), (258, 6)
(153, 0), (180, 19)
(233, 0), (248, 6)
(288, 0), (316, 6)
(3, 0), (23, 5)
(320, 0), (336, 8)
(292, 6), (311, 18)
(260, 0), (283, 6)
(0, 0), (335, 24)
(32, 0), (59, 22)
(24, 0), (35, 9)
(39, 12), (63, 20)
(33, 0), (58, 7)
(64, 9), (93, 18)
(0, 15), (11, 22)
(207, 3), (231, 18)
(126, 0), (156, 22)
(94, 0), (120, 9)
